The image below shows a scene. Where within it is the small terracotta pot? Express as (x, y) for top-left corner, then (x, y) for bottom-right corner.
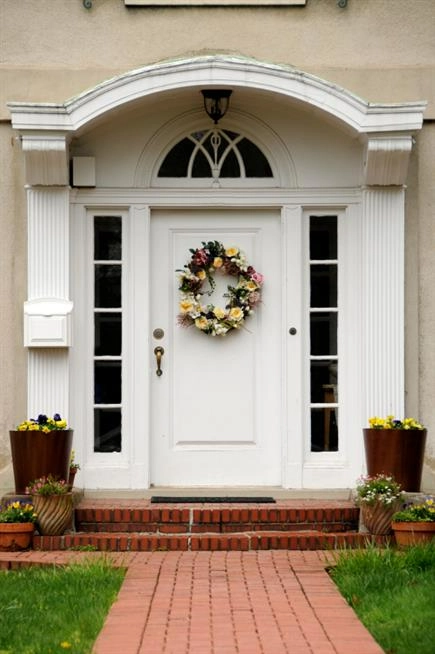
(0, 522), (34, 551)
(32, 493), (73, 536)
(361, 499), (402, 535)
(392, 521), (435, 546)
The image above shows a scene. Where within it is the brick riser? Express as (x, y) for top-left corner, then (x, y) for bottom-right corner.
(31, 503), (379, 551)
(33, 531), (390, 552)
(75, 506), (360, 534)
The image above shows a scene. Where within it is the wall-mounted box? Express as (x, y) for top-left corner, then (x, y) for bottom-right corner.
(24, 299), (73, 347)
(72, 156), (96, 187)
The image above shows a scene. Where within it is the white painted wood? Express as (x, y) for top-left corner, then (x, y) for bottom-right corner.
(364, 136), (413, 186)
(150, 209), (283, 486)
(362, 188), (405, 419)
(27, 349), (70, 423)
(9, 56), (426, 134)
(21, 136), (68, 186)
(27, 188), (70, 300)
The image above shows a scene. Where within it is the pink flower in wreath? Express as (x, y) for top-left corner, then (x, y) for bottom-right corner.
(192, 249), (209, 267)
(250, 271), (264, 285)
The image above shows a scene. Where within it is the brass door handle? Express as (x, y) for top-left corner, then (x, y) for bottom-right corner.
(154, 346), (164, 376)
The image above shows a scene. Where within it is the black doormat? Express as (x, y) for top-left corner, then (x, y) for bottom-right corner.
(150, 496), (276, 504)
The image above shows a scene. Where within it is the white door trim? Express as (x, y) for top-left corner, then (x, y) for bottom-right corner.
(69, 187), (402, 490)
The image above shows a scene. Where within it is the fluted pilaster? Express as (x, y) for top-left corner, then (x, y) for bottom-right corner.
(362, 188), (405, 418)
(27, 188), (70, 300)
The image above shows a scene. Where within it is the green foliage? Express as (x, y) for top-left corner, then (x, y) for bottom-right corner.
(0, 558), (125, 654)
(330, 543), (435, 654)
(393, 498), (435, 522)
(355, 474), (403, 506)
(368, 415), (424, 429)
(16, 413), (68, 432)
(0, 501), (37, 523)
(26, 475), (69, 496)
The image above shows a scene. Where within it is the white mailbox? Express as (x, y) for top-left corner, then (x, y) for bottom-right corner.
(24, 299), (73, 347)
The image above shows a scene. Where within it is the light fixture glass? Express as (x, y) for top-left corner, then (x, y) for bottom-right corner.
(201, 90), (232, 124)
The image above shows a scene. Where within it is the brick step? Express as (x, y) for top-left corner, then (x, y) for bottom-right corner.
(74, 502), (360, 534)
(33, 530), (388, 552)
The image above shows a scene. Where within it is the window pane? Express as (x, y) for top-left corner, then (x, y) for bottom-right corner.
(238, 138), (273, 177)
(158, 138), (195, 177)
(220, 149), (240, 177)
(192, 150), (211, 177)
(95, 265), (121, 308)
(310, 264), (337, 307)
(94, 361), (121, 404)
(94, 217), (121, 260)
(310, 216), (337, 259)
(311, 408), (338, 452)
(310, 361), (338, 403)
(94, 408), (121, 453)
(95, 313), (122, 356)
(310, 312), (337, 355)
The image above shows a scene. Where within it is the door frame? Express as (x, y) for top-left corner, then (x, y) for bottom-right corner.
(70, 187), (367, 490)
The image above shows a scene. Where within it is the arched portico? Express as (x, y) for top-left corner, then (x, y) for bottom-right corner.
(8, 56), (426, 491)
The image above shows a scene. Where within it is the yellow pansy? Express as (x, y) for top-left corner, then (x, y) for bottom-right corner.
(196, 270), (206, 280)
(213, 257), (223, 268)
(245, 281), (258, 291)
(229, 307), (244, 321)
(225, 247), (239, 258)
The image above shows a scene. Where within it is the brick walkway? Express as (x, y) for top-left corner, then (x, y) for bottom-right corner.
(0, 549), (384, 654)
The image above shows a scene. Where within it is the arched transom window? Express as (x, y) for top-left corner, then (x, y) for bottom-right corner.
(158, 128), (273, 182)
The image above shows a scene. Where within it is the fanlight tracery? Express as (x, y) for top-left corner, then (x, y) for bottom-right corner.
(158, 129), (273, 181)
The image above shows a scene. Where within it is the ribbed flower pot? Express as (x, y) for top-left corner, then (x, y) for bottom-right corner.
(363, 428), (427, 491)
(9, 430), (73, 494)
(392, 522), (435, 547)
(0, 523), (34, 551)
(361, 499), (402, 535)
(32, 493), (73, 536)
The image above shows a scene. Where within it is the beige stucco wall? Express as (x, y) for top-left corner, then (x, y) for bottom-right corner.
(1, 0), (434, 490)
(1, 0), (434, 115)
(0, 124), (27, 489)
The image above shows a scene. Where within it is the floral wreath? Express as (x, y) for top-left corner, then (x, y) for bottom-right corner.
(176, 240), (264, 336)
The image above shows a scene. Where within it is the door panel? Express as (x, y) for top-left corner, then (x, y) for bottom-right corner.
(150, 209), (283, 486)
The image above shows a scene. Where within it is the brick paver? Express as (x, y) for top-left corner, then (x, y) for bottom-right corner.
(0, 550), (384, 654)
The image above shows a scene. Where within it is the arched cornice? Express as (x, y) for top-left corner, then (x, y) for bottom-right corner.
(8, 55), (426, 134)
(7, 55), (426, 187)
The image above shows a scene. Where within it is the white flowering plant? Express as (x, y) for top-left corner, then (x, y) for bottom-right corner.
(355, 474), (403, 507)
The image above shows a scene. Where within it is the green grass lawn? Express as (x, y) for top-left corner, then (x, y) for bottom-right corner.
(0, 558), (125, 654)
(330, 542), (435, 654)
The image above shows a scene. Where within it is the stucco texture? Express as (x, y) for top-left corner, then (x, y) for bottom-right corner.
(1, 0), (434, 115)
(1, 0), (435, 491)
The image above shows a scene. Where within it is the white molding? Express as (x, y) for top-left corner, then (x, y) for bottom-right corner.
(24, 299), (73, 347)
(27, 349), (70, 423)
(21, 135), (69, 186)
(8, 56), (426, 136)
(364, 136), (413, 186)
(362, 188), (405, 418)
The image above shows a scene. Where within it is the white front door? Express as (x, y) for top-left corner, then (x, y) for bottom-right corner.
(150, 209), (284, 487)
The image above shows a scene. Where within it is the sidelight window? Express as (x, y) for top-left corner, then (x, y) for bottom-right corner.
(309, 216), (339, 452)
(93, 216), (122, 453)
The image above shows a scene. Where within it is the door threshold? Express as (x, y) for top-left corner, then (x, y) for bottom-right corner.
(83, 487), (353, 500)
